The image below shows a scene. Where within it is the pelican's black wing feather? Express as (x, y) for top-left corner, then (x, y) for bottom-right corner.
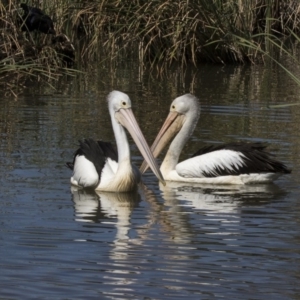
(97, 140), (118, 162)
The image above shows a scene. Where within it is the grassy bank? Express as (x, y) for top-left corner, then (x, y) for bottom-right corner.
(53, 0), (300, 64)
(1, 0), (300, 94)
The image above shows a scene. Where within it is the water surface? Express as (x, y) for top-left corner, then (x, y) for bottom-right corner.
(0, 61), (300, 299)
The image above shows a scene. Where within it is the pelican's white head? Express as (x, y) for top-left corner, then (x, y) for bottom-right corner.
(140, 93), (200, 174)
(107, 90), (132, 116)
(170, 93), (200, 121)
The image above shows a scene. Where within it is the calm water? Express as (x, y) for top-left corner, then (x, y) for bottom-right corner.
(1, 61), (300, 299)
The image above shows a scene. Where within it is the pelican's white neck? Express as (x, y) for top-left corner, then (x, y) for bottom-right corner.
(161, 104), (200, 176)
(110, 110), (131, 167)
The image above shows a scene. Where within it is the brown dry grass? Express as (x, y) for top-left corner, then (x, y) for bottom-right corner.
(1, 0), (300, 95)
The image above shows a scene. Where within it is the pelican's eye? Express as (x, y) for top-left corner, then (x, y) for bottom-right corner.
(172, 105), (175, 109)
(122, 101), (126, 106)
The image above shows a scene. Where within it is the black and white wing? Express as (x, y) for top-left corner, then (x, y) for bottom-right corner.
(176, 142), (290, 178)
(67, 138), (118, 188)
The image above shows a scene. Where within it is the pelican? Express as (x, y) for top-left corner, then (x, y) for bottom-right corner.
(66, 90), (164, 192)
(140, 94), (291, 184)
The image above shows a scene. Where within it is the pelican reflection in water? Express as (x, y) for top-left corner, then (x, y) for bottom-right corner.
(71, 187), (140, 249)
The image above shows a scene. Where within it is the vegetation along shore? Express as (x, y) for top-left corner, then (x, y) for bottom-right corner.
(1, 0), (300, 95)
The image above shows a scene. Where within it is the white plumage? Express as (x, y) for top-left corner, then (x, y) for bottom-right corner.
(176, 150), (246, 178)
(71, 155), (99, 188)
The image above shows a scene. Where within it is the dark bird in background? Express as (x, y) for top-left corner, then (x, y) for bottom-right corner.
(20, 3), (56, 34)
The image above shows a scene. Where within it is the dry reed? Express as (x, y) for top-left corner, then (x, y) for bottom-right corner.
(1, 0), (300, 95)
